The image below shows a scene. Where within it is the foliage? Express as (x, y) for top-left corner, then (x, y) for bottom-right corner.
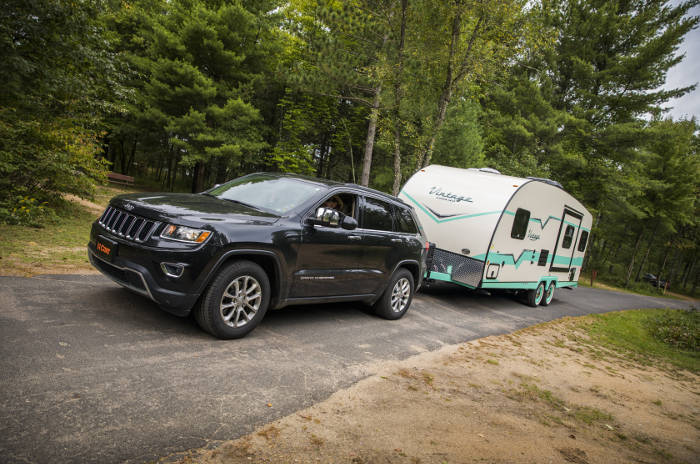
(585, 309), (699, 373)
(646, 309), (699, 351)
(1, 0), (699, 295)
(432, 98), (485, 169)
(0, 0), (112, 224)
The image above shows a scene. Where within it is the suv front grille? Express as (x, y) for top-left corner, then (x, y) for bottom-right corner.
(98, 206), (159, 242)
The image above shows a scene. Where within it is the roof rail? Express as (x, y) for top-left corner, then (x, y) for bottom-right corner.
(477, 167), (501, 174)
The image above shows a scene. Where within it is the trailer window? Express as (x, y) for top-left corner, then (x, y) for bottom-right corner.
(578, 230), (589, 252)
(562, 225), (575, 249)
(511, 208), (530, 240)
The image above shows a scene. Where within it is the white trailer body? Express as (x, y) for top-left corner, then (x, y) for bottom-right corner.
(399, 165), (591, 303)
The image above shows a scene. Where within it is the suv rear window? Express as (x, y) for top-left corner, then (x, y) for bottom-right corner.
(362, 197), (393, 231)
(395, 206), (418, 234)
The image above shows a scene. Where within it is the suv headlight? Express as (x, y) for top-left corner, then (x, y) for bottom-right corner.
(160, 225), (211, 243)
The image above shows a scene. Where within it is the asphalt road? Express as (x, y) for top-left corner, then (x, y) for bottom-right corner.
(0, 275), (695, 464)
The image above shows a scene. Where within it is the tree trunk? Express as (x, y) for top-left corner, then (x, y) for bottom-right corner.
(634, 229), (657, 282)
(360, 85), (382, 187)
(317, 132), (329, 178)
(667, 249), (681, 285)
(624, 230), (643, 287)
(342, 120), (356, 184)
(601, 241), (615, 266)
(126, 138), (137, 175)
(416, 12), (483, 169)
(119, 139), (127, 174)
(391, 0), (408, 196)
(656, 244), (670, 288)
(156, 154), (163, 181)
(419, 86), (452, 169)
(191, 162), (206, 193)
(215, 157), (227, 184)
(682, 259), (694, 290)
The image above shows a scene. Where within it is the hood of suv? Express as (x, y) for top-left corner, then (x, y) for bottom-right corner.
(111, 193), (280, 226)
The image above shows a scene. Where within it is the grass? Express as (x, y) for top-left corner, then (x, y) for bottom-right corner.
(583, 309), (699, 373)
(0, 184), (131, 275)
(580, 272), (698, 301)
(510, 382), (615, 427)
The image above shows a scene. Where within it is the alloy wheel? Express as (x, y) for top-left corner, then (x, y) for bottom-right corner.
(219, 275), (262, 328)
(390, 277), (411, 313)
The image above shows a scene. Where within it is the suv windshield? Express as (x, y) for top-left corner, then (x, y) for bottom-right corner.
(207, 175), (325, 215)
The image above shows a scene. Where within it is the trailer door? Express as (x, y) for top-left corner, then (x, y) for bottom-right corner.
(549, 208), (583, 274)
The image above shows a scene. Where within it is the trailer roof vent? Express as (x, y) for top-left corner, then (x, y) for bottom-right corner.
(527, 177), (563, 189)
(478, 167), (501, 174)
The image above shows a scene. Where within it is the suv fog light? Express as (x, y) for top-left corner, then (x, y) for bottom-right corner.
(161, 262), (185, 278)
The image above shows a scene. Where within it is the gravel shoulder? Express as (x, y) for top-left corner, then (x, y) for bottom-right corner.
(169, 315), (699, 464)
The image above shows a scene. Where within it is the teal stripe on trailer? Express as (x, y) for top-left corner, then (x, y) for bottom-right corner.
(481, 281), (539, 290)
(481, 280), (579, 290)
(427, 271), (477, 289)
(481, 251), (583, 269)
(401, 191), (501, 224)
(504, 211), (562, 230)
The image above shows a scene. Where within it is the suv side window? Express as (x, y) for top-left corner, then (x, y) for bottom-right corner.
(394, 206), (418, 234)
(319, 192), (358, 218)
(361, 197), (393, 231)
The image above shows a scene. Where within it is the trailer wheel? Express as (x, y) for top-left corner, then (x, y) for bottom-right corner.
(540, 281), (555, 306)
(526, 281), (546, 307)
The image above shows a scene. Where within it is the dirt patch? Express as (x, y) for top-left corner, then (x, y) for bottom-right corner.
(63, 194), (105, 215)
(0, 245), (97, 276)
(168, 318), (699, 464)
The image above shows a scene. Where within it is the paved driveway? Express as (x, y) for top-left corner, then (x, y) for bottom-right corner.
(0, 275), (694, 463)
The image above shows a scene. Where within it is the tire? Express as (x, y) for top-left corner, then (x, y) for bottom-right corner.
(540, 281), (555, 306)
(526, 281), (546, 307)
(194, 260), (271, 339)
(373, 268), (415, 320)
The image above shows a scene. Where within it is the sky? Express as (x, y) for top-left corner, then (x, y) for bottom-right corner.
(662, 2), (700, 120)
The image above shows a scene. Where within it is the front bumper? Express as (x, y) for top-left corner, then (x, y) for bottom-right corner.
(88, 228), (207, 316)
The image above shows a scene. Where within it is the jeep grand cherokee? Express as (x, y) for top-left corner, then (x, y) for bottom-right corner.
(88, 173), (426, 339)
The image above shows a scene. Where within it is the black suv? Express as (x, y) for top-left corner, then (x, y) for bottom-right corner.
(88, 173), (426, 338)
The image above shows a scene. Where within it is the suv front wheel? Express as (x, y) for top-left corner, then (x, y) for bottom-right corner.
(195, 260), (271, 339)
(373, 268), (415, 320)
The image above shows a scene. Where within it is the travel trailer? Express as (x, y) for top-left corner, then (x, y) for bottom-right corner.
(399, 165), (591, 306)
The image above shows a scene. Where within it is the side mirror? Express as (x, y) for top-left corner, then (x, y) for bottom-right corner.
(341, 215), (357, 230)
(311, 207), (341, 227)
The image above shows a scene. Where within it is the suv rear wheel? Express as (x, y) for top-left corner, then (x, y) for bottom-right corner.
(373, 268), (414, 320)
(195, 260), (271, 339)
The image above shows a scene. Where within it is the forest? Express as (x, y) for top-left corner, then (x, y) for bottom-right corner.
(1, 0), (698, 294)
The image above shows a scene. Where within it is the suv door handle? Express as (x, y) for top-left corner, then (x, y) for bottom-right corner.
(348, 235), (362, 241)
(391, 238), (403, 243)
